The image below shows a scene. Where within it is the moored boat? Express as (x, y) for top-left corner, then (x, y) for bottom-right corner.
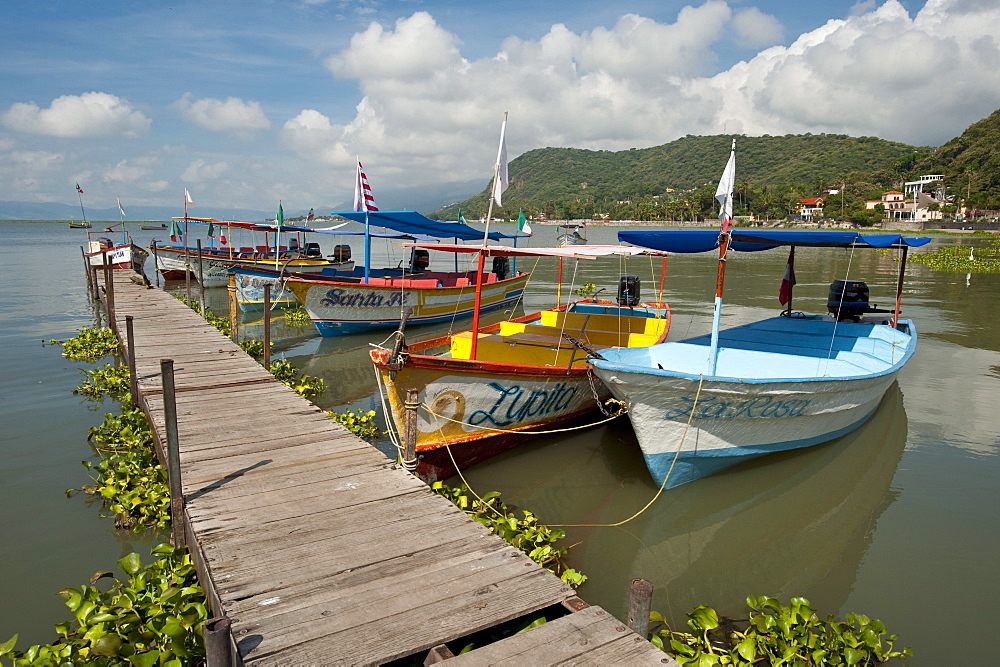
(556, 223), (587, 246)
(84, 223), (148, 272)
(370, 243), (671, 481)
(589, 140), (930, 490)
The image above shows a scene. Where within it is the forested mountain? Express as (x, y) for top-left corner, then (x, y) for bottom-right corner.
(909, 108), (1000, 209)
(436, 133), (927, 221)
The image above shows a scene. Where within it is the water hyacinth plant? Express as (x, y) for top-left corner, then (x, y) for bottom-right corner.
(50, 326), (121, 362)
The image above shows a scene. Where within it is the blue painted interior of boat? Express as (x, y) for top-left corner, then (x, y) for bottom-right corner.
(595, 316), (915, 382)
(569, 302), (668, 319)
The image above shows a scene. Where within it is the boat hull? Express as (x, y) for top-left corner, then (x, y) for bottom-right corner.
(289, 274), (530, 336)
(149, 246), (349, 287)
(591, 316), (915, 489)
(372, 300), (671, 481)
(86, 243), (148, 272)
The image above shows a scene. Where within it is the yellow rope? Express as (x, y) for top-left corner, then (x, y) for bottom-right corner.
(550, 375), (706, 528)
(420, 398), (627, 436)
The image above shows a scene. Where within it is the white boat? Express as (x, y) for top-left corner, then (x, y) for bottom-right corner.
(556, 223), (587, 246)
(589, 140), (930, 490)
(84, 223), (148, 272)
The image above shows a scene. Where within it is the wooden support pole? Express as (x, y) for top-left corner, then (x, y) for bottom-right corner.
(204, 617), (234, 667)
(423, 644), (455, 664)
(227, 273), (239, 343)
(151, 240), (160, 288)
(103, 253), (116, 333)
(263, 284), (271, 369)
(197, 239), (206, 317)
(82, 247), (93, 293)
(126, 316), (138, 406)
(160, 358), (186, 547)
(626, 578), (654, 639)
(403, 387), (418, 473)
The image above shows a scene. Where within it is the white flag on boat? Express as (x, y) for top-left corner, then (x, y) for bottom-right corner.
(492, 116), (509, 207)
(354, 160), (378, 212)
(184, 188), (194, 206)
(117, 198), (125, 217)
(715, 139), (736, 231)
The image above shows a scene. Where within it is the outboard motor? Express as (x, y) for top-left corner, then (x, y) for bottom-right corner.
(97, 237), (113, 250)
(617, 275), (641, 307)
(491, 256), (509, 281)
(332, 244), (352, 263)
(287, 237), (299, 252)
(827, 279), (870, 321)
(410, 248), (430, 273)
(303, 242), (322, 257)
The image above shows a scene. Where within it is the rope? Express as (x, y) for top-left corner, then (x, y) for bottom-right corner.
(549, 374), (706, 528)
(420, 398), (627, 435)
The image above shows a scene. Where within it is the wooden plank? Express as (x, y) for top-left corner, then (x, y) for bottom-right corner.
(441, 606), (676, 665)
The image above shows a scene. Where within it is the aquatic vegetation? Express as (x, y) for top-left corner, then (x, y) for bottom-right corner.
(174, 295), (231, 336)
(573, 282), (598, 297)
(75, 363), (131, 401)
(909, 239), (1000, 272)
(50, 326), (120, 362)
(282, 306), (311, 326)
(269, 359), (326, 400)
(0, 545), (207, 665)
(238, 338), (271, 358)
(326, 408), (380, 439)
(430, 481), (587, 588)
(651, 595), (911, 665)
(76, 406), (170, 532)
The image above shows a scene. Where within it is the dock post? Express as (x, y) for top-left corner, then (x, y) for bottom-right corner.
(204, 617), (234, 667)
(103, 253), (117, 333)
(227, 274), (239, 342)
(263, 284), (271, 368)
(82, 247), (93, 293)
(151, 240), (160, 288)
(161, 358), (186, 547)
(125, 316), (138, 405)
(626, 578), (653, 639)
(404, 387), (418, 472)
(197, 239), (206, 317)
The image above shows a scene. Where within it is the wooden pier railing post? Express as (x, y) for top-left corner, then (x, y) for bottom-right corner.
(160, 358), (186, 547)
(227, 274), (239, 342)
(126, 316), (138, 405)
(263, 284), (271, 368)
(626, 578), (653, 639)
(403, 388), (418, 472)
(204, 617), (234, 667)
(151, 240), (160, 288)
(103, 253), (116, 332)
(82, 247), (94, 294)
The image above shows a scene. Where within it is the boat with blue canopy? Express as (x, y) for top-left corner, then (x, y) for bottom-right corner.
(588, 140), (931, 490)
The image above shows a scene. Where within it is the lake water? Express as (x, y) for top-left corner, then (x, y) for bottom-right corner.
(1, 221), (997, 664)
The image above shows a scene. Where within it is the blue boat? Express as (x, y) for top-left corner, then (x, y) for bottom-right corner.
(590, 227), (929, 490)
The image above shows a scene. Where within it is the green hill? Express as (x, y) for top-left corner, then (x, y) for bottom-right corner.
(436, 133), (928, 220)
(909, 108), (1000, 209)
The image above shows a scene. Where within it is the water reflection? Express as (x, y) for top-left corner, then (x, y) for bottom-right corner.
(460, 382), (907, 626)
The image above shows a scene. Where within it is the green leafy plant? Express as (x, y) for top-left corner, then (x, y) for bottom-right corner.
(283, 306), (311, 326)
(326, 408), (380, 439)
(175, 295), (232, 336)
(650, 595), (912, 665)
(269, 359), (325, 400)
(75, 406), (171, 532)
(238, 338), (271, 358)
(75, 363), (131, 401)
(430, 481), (587, 588)
(909, 238), (1000, 272)
(0, 545), (208, 665)
(573, 282), (598, 297)
(50, 327), (121, 362)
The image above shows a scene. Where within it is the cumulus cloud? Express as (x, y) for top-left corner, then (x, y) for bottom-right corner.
(175, 94), (270, 133)
(293, 0), (1000, 191)
(181, 159), (230, 182)
(0, 92), (150, 138)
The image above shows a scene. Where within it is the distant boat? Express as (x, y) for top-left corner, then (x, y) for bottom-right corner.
(556, 223), (587, 246)
(69, 222), (92, 229)
(141, 223), (167, 230)
(590, 142), (929, 490)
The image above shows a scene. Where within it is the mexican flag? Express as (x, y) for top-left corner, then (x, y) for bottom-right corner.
(517, 209), (532, 236)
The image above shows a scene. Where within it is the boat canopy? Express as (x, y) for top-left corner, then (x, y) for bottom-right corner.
(331, 210), (525, 241)
(404, 242), (666, 259)
(619, 229), (933, 253)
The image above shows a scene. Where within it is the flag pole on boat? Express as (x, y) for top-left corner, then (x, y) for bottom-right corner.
(709, 138), (736, 376)
(274, 201), (283, 270)
(470, 111), (508, 360)
(355, 158), (377, 284)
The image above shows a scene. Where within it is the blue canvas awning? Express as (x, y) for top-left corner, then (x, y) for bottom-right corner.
(331, 210), (526, 241)
(619, 229), (932, 253)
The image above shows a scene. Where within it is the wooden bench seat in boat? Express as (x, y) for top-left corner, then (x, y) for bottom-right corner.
(538, 309), (668, 335)
(449, 331), (594, 366)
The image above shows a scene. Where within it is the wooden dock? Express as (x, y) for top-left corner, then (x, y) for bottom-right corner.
(98, 270), (675, 665)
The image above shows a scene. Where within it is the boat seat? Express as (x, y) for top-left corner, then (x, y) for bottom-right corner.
(448, 331), (594, 367)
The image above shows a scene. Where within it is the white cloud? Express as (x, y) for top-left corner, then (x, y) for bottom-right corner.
(106, 157), (155, 183)
(174, 94), (270, 133)
(181, 159), (230, 182)
(0, 92), (150, 138)
(731, 7), (784, 46)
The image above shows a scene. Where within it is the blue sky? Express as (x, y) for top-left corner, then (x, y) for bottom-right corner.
(1, 0), (997, 216)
